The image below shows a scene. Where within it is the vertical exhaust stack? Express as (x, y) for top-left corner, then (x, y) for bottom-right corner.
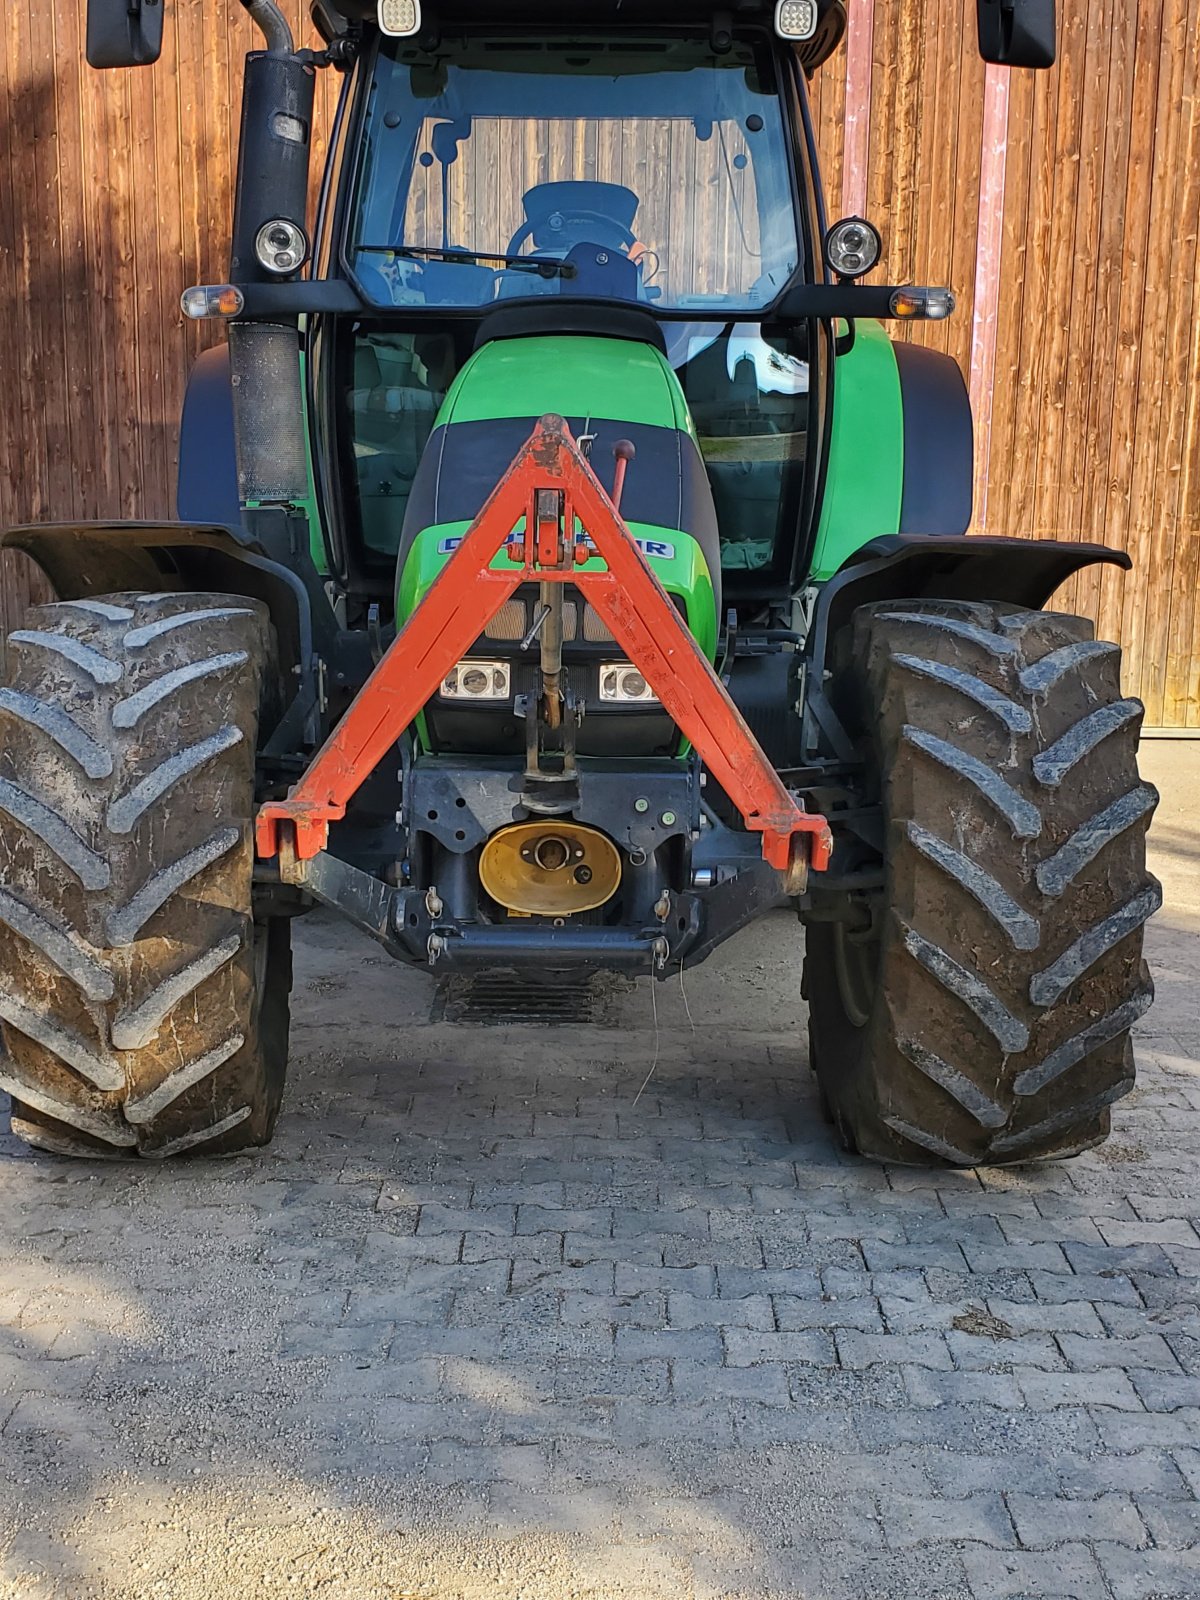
(228, 1), (315, 507)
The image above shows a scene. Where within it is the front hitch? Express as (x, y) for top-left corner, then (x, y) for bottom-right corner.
(256, 415), (832, 892)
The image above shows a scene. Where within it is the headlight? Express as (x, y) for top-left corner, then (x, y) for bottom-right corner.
(440, 661), (512, 701)
(775, 0), (818, 39)
(378, 0), (421, 36)
(254, 219), (308, 276)
(824, 216), (882, 280)
(599, 663), (658, 705)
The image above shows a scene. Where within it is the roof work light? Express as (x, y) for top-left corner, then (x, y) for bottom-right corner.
(775, 0), (818, 39)
(378, 0), (422, 36)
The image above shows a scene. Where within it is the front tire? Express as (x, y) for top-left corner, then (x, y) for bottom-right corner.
(806, 599), (1159, 1166)
(0, 592), (292, 1159)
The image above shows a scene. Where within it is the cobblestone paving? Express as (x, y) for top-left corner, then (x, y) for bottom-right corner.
(0, 745), (1197, 1600)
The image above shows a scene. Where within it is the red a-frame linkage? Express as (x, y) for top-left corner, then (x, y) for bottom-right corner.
(256, 415), (832, 882)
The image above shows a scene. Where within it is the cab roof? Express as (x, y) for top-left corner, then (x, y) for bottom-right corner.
(327, 0), (846, 72)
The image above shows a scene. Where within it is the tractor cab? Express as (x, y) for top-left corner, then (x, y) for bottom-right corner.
(329, 21), (818, 698)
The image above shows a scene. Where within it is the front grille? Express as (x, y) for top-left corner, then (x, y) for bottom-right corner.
(484, 599), (528, 641)
(431, 967), (634, 1026)
(482, 587), (616, 646)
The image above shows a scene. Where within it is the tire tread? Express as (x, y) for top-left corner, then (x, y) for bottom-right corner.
(0, 592), (291, 1159)
(807, 599), (1157, 1166)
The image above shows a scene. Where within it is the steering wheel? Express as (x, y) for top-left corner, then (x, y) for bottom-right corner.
(505, 209), (639, 258)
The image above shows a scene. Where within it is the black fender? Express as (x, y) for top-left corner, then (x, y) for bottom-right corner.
(0, 519), (315, 683)
(894, 343), (973, 536)
(178, 343), (241, 528)
(801, 533), (1132, 763)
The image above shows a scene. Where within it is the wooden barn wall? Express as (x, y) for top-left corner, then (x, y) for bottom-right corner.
(0, 0), (339, 656)
(811, 0), (1200, 728)
(1, 1), (1197, 722)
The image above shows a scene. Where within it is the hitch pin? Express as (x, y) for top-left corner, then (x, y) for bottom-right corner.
(520, 603), (551, 651)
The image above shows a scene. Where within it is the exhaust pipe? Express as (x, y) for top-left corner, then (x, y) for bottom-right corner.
(227, 4), (314, 506)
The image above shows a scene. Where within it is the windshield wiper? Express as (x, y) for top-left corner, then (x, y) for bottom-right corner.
(357, 244), (576, 279)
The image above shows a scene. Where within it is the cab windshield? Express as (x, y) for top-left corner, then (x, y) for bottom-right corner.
(349, 34), (800, 313)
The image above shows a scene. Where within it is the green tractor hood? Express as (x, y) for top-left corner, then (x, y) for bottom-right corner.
(395, 333), (720, 662)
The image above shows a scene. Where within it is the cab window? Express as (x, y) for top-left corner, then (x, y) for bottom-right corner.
(350, 34), (800, 314)
(344, 329), (453, 560)
(669, 323), (810, 574)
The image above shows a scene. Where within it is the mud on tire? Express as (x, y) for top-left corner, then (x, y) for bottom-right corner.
(0, 592), (291, 1159)
(806, 600), (1159, 1166)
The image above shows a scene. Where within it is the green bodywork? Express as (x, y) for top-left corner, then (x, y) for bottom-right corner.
(437, 334), (696, 432)
(397, 517), (718, 662)
(394, 334), (717, 657)
(393, 321), (909, 659)
(808, 319), (905, 583)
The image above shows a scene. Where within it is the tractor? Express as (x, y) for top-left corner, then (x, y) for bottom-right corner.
(0, 0), (1158, 1165)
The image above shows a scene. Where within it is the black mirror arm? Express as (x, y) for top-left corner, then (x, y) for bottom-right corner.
(769, 284), (953, 322)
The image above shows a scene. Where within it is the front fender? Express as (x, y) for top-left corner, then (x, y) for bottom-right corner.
(0, 519), (313, 680)
(807, 532), (1131, 680)
(799, 533), (1132, 767)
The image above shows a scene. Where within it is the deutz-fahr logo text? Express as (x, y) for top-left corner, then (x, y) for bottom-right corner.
(437, 532), (676, 560)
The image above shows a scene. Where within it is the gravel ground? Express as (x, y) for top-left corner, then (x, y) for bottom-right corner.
(0, 743), (1197, 1600)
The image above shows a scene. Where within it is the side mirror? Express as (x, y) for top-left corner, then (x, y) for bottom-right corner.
(977, 0), (1056, 68)
(87, 0), (164, 68)
(310, 1), (350, 46)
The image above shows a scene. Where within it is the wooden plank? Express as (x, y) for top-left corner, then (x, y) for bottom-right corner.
(1156, 3), (1200, 725)
(980, 56), (1036, 538)
(889, 0), (924, 287)
(157, 0), (190, 517)
(4, 5), (51, 525)
(77, 21), (125, 520)
(48, 0), (90, 523)
(1108, 0), (1166, 701)
(1079, 0), (1137, 648)
(1120, 0), (1188, 723)
(1000, 58), (1057, 539)
(26, 0), (76, 525)
(842, 0), (875, 219)
(1052, 0), (1114, 629)
(968, 64), (1009, 528)
(1176, 250), (1200, 724)
(866, 2), (899, 279)
(0, 0), (23, 530)
(914, 0), (960, 357)
(111, 64), (143, 522)
(810, 37), (847, 216)
(1027, 0), (1088, 554)
(947, 2), (985, 378)
(1174, 7), (1200, 724)
(128, 17), (167, 519)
